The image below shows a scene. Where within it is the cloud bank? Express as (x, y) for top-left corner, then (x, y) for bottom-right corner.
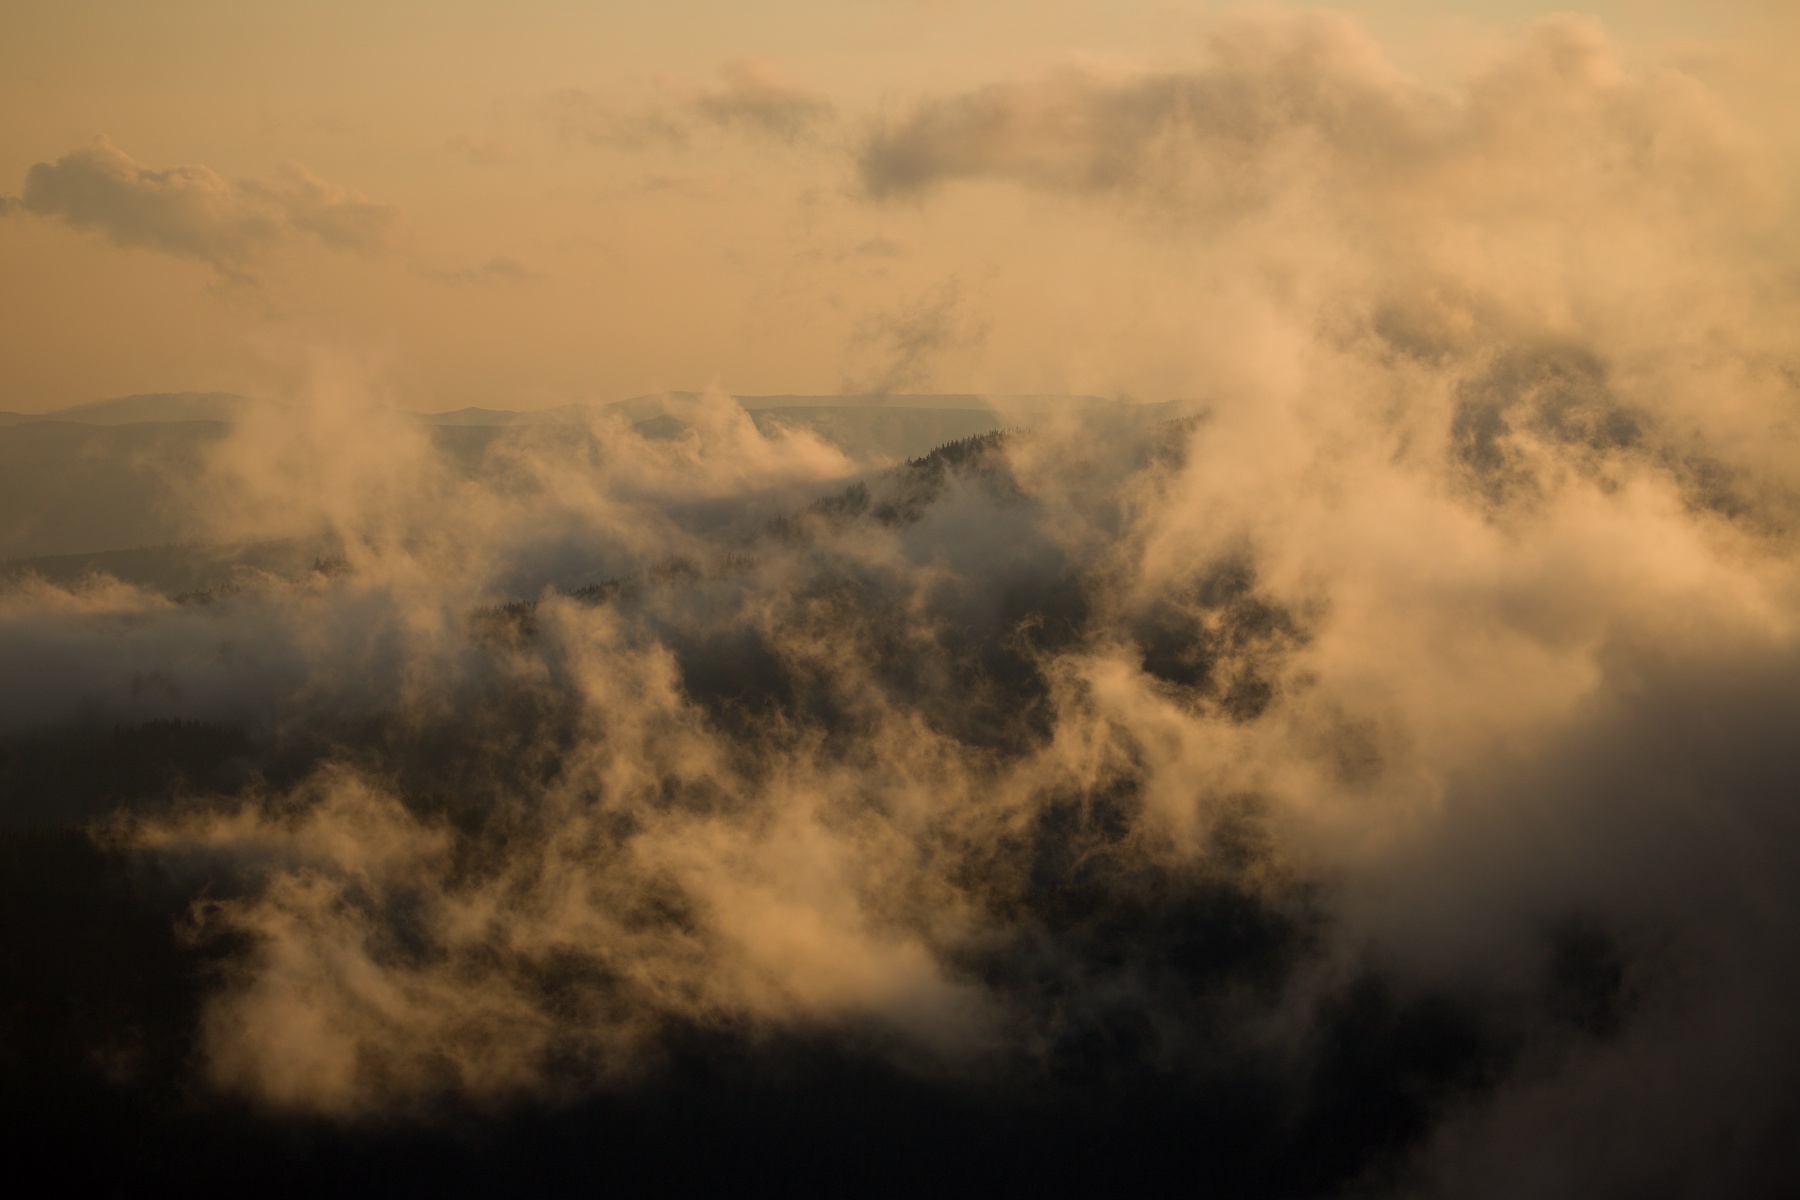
(861, 13), (1751, 223)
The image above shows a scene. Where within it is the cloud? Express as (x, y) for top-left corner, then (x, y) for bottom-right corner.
(853, 234), (907, 258)
(17, 138), (404, 278)
(693, 59), (836, 141)
(548, 59), (834, 151)
(862, 10), (1423, 202)
(446, 132), (515, 165)
(545, 86), (692, 150)
(420, 256), (539, 287)
(840, 278), (988, 395)
(311, 111), (369, 141)
(859, 11), (1750, 228)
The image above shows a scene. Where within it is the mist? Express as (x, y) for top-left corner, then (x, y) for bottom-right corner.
(4, 6), (1800, 1198)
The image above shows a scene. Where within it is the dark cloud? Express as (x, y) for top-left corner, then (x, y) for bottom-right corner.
(17, 138), (403, 279)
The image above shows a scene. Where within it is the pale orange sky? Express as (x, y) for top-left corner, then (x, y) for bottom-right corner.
(0, 0), (1790, 413)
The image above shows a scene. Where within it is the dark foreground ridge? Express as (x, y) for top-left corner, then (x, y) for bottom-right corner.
(0, 730), (1625, 1198)
(0, 429), (1657, 1198)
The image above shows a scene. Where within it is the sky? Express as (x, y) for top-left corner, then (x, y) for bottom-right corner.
(1, 0), (1792, 412)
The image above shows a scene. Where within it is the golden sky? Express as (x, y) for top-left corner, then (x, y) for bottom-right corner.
(0, 1), (1791, 412)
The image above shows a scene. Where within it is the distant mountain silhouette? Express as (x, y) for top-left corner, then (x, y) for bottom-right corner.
(411, 393), (1129, 424)
(408, 394), (1182, 459)
(2, 392), (268, 426)
(8, 391), (1157, 429)
(0, 391), (1193, 557)
(411, 406), (530, 426)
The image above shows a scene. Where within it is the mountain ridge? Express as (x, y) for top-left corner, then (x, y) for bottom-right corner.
(3, 390), (1166, 427)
